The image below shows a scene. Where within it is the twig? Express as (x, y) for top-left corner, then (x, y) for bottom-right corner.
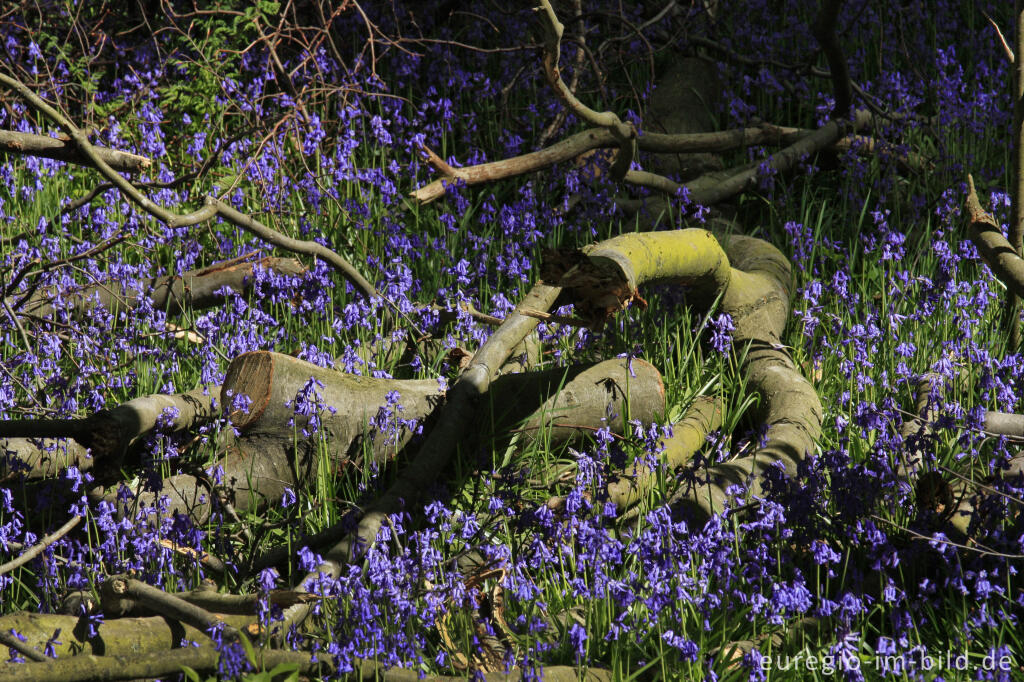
(0, 515), (81, 577)
(1, 232), (128, 303)
(516, 307), (591, 327)
(206, 197), (379, 301)
(870, 514), (1024, 560)
(982, 10), (1015, 63)
(537, 0), (586, 148)
(937, 464), (1024, 508)
(0, 630), (46, 662)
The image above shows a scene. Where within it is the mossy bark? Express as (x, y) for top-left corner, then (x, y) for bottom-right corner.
(554, 227), (822, 524)
(608, 395), (722, 514)
(676, 230), (822, 522)
(14, 256), (305, 320)
(0, 610), (254, 660)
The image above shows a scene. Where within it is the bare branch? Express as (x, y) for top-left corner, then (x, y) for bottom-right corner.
(0, 130), (151, 173)
(101, 575), (243, 642)
(811, 0), (854, 117)
(0, 71), (379, 302)
(982, 10), (1015, 62)
(0, 515), (81, 577)
(538, 0), (635, 178)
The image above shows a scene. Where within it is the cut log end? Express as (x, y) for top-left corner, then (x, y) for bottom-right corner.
(222, 351), (275, 429)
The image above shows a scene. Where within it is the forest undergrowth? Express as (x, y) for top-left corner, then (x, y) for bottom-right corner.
(0, 1), (1023, 680)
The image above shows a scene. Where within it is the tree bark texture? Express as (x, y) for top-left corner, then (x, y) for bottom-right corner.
(0, 130), (151, 173)
(550, 227), (822, 522)
(1, 386), (219, 479)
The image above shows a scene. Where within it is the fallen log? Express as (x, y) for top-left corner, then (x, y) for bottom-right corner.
(0, 610), (254, 660)
(116, 352), (665, 523)
(11, 255), (305, 319)
(1, 386), (219, 479)
(900, 373), (1024, 539)
(0, 638), (610, 682)
(0, 646), (326, 682)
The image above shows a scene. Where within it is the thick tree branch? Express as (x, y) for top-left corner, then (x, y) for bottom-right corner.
(966, 174), (1024, 299)
(1006, 0), (1024, 346)
(610, 396), (722, 517)
(0, 386), (219, 478)
(9, 256), (305, 319)
(0, 130), (151, 173)
(0, 647), (325, 682)
(100, 576), (243, 642)
(562, 225), (820, 522)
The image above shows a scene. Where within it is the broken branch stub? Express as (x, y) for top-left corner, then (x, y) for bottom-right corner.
(481, 357), (665, 454)
(222, 350), (442, 455)
(551, 228), (732, 326)
(118, 352), (443, 523)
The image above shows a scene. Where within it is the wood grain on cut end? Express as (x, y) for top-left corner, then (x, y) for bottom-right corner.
(222, 351), (275, 429)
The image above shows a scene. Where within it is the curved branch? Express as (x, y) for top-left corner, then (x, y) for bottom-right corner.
(669, 229), (822, 521)
(538, 0), (635, 179)
(0, 71), (378, 302)
(412, 111), (873, 205)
